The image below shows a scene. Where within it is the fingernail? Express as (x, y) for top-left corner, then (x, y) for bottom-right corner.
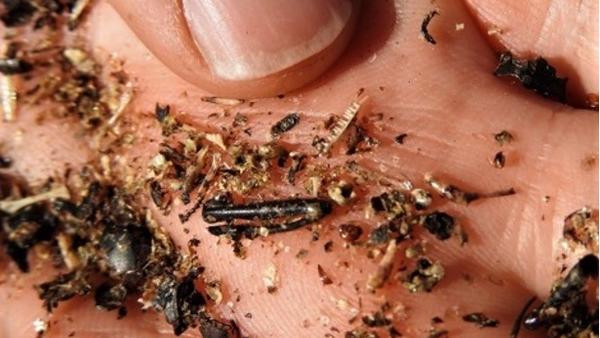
(182, 0), (353, 81)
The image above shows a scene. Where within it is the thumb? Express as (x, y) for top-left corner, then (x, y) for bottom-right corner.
(109, 0), (359, 98)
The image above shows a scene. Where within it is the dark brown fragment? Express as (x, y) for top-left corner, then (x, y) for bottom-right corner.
(323, 240), (333, 252)
(287, 152), (305, 184)
(338, 223), (363, 243)
(317, 264), (333, 285)
(494, 130), (514, 145)
(462, 312), (499, 328)
(346, 125), (378, 154)
(149, 180), (165, 208)
(362, 312), (391, 327)
(563, 207), (598, 252)
(421, 10), (439, 44)
(394, 133), (407, 144)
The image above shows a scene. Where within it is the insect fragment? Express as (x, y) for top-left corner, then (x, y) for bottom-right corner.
(421, 10), (439, 44)
(495, 52), (567, 103)
(516, 254), (599, 337)
(271, 112), (300, 138)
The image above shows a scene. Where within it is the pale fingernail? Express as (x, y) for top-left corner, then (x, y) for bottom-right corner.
(182, 0), (353, 81)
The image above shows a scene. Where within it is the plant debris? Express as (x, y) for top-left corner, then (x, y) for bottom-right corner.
(421, 10), (439, 44)
(562, 207), (598, 252)
(402, 258), (445, 293)
(366, 239), (397, 292)
(271, 112), (300, 138)
(425, 173), (515, 205)
(263, 263), (278, 293)
(462, 312), (499, 328)
(410, 188), (432, 210)
(201, 96), (246, 106)
(517, 254), (598, 337)
(495, 52), (567, 103)
(1, 73), (16, 122)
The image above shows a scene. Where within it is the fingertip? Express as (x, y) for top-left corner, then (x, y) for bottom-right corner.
(109, 0), (360, 98)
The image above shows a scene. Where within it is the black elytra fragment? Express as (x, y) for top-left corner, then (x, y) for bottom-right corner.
(0, 0), (37, 27)
(424, 211), (455, 240)
(495, 52), (567, 103)
(100, 223), (152, 276)
(154, 273), (206, 336)
(421, 10), (439, 44)
(0, 155), (11, 168)
(271, 112), (300, 137)
(519, 254), (599, 337)
(202, 197), (332, 224)
(0, 57), (33, 75)
(155, 103), (170, 122)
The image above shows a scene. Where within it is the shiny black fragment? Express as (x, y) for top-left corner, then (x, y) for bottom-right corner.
(202, 197), (332, 223)
(100, 223), (152, 277)
(271, 112), (300, 137)
(207, 216), (318, 239)
(495, 52), (567, 103)
(0, 57), (33, 74)
(154, 272), (206, 336)
(0, 155), (11, 168)
(155, 103), (170, 122)
(0, 0), (36, 27)
(510, 296), (536, 338)
(423, 212), (455, 240)
(520, 254), (598, 337)
(421, 10), (439, 44)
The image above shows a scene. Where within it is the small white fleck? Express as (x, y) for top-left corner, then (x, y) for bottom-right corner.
(33, 318), (47, 334)
(455, 23), (465, 31)
(263, 263), (278, 293)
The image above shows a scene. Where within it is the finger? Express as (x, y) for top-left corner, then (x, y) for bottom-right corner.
(107, 0), (359, 98)
(464, 0), (599, 107)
